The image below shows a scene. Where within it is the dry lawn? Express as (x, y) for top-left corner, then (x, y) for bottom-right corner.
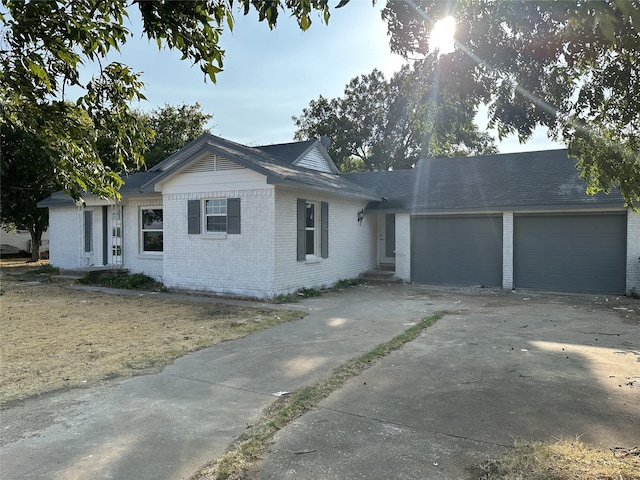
(0, 259), (303, 406)
(470, 440), (640, 480)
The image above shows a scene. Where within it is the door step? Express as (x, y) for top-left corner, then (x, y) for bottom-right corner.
(360, 268), (402, 283)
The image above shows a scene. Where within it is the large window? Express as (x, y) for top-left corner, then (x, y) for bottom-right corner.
(141, 208), (163, 252)
(205, 199), (227, 233)
(305, 202), (316, 255)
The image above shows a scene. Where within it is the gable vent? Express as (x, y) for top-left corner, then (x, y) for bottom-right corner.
(295, 146), (333, 173)
(183, 154), (244, 174)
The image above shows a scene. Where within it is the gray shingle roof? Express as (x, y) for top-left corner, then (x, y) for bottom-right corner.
(344, 149), (625, 213)
(255, 139), (317, 165)
(146, 134), (380, 201)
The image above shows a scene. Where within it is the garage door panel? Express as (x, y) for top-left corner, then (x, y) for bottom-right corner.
(514, 214), (626, 294)
(411, 216), (503, 287)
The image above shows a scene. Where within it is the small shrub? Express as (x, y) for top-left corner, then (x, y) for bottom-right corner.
(274, 293), (298, 304)
(628, 287), (639, 300)
(33, 264), (59, 274)
(102, 273), (158, 290)
(333, 278), (362, 290)
(298, 287), (321, 298)
(76, 274), (92, 284)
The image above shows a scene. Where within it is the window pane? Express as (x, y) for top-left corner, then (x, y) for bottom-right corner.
(142, 209), (163, 229)
(306, 203), (315, 228)
(207, 216), (227, 232)
(306, 230), (315, 255)
(206, 199), (227, 215)
(143, 231), (163, 251)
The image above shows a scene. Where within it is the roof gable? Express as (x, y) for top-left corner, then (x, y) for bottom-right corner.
(143, 134), (379, 201)
(256, 138), (339, 174)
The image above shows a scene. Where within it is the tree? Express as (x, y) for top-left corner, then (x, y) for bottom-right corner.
(293, 65), (497, 172)
(381, 0), (640, 206)
(0, 0), (336, 199)
(142, 103), (213, 169)
(0, 114), (60, 261)
(96, 103), (214, 171)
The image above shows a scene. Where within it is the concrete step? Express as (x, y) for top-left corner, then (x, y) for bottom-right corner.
(360, 269), (402, 283)
(52, 268), (129, 283)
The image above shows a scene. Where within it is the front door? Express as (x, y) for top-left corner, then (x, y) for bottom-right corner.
(378, 213), (396, 265)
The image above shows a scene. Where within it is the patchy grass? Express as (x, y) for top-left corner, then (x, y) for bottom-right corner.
(469, 440), (640, 480)
(274, 279), (363, 304)
(0, 261), (304, 406)
(191, 311), (446, 480)
(332, 278), (363, 290)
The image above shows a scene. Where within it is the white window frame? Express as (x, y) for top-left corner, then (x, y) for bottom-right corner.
(140, 207), (163, 254)
(204, 198), (228, 234)
(305, 201), (317, 257)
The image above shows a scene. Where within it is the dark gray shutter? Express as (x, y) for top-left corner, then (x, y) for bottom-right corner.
(297, 198), (306, 261)
(84, 210), (93, 252)
(227, 198), (241, 234)
(321, 201), (328, 259)
(187, 200), (201, 234)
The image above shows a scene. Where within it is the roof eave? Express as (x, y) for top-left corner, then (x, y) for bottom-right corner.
(268, 177), (382, 201)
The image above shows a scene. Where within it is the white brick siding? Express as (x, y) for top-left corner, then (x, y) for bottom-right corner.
(121, 198), (164, 281)
(273, 188), (377, 296)
(395, 214), (411, 281)
(48, 206), (82, 268)
(627, 209), (640, 294)
(502, 211), (514, 289)
(162, 188), (276, 298)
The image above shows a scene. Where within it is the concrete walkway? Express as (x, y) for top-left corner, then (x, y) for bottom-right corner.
(1, 283), (454, 480)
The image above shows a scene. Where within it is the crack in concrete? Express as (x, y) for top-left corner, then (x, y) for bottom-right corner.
(164, 372), (273, 397)
(319, 406), (512, 448)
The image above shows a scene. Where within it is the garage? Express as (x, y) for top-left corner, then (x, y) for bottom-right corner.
(514, 213), (627, 294)
(411, 215), (503, 287)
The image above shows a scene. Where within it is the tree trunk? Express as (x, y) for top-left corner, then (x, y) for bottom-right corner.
(27, 226), (42, 262)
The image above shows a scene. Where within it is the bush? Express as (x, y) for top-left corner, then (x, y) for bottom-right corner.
(102, 273), (159, 290)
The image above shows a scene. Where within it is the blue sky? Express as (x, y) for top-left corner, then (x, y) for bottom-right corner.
(116, 0), (563, 153)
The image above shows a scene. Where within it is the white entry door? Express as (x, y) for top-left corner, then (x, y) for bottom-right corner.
(378, 213), (396, 265)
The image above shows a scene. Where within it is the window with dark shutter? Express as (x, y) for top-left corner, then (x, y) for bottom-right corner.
(187, 200), (201, 234)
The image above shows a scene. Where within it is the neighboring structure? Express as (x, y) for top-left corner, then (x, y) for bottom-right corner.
(0, 227), (49, 257)
(39, 136), (640, 297)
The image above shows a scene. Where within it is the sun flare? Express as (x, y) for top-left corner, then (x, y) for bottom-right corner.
(429, 16), (456, 54)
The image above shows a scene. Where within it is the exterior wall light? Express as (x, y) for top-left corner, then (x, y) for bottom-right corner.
(357, 209), (365, 226)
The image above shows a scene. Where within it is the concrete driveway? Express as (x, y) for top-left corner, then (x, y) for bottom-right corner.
(1, 284), (638, 479)
(254, 287), (640, 479)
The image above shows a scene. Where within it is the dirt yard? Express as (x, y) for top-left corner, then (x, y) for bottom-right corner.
(0, 259), (303, 406)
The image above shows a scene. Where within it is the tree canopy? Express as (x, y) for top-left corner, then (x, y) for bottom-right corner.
(0, 0), (335, 199)
(141, 103), (213, 169)
(0, 115), (60, 261)
(381, 0), (640, 206)
(294, 64), (497, 172)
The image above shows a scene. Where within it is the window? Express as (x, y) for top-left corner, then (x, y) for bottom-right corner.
(141, 208), (163, 252)
(205, 199), (227, 233)
(297, 199), (328, 261)
(305, 202), (316, 255)
(189, 198), (240, 235)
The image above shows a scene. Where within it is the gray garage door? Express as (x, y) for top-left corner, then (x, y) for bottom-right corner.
(514, 213), (626, 294)
(411, 216), (503, 287)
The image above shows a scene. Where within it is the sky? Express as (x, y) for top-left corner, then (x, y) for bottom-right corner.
(114, 0), (564, 153)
